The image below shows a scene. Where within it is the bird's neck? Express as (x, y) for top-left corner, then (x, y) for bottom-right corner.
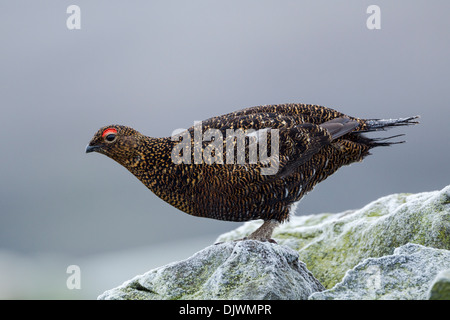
(124, 136), (178, 194)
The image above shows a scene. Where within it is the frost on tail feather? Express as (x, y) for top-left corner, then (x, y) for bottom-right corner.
(364, 116), (420, 131)
(352, 115), (419, 147)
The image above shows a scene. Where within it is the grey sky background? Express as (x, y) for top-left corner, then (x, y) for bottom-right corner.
(1, 1), (449, 298)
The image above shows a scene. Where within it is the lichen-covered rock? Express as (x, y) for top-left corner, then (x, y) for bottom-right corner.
(309, 243), (450, 300)
(98, 240), (324, 300)
(427, 269), (450, 300)
(217, 185), (450, 289)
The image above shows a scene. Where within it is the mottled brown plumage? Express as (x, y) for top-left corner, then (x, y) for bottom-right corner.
(86, 103), (418, 241)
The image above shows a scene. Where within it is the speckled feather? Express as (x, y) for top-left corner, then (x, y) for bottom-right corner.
(87, 103), (418, 225)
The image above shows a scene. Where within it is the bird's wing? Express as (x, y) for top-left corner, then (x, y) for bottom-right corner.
(318, 117), (361, 140)
(204, 103), (351, 126)
(197, 112), (301, 133)
(273, 118), (360, 178)
(192, 111), (359, 180)
(188, 116), (359, 200)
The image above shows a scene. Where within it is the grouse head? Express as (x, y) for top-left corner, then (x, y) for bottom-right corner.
(86, 125), (146, 169)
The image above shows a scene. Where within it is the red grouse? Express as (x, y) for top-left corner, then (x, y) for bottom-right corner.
(86, 103), (418, 241)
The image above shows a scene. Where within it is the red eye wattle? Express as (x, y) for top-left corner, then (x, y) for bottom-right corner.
(102, 128), (117, 138)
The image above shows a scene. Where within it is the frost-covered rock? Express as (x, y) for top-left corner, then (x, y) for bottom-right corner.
(428, 269), (450, 300)
(98, 240), (324, 300)
(309, 243), (450, 300)
(99, 186), (449, 300)
(217, 185), (450, 289)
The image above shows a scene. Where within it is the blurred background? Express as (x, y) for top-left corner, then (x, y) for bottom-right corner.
(1, 1), (449, 299)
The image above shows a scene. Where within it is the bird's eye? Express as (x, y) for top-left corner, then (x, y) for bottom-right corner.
(102, 128), (118, 143)
(105, 134), (116, 142)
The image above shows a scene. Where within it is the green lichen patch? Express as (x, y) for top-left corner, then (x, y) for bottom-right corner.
(428, 269), (450, 300)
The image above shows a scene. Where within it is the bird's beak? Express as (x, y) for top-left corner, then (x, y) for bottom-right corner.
(85, 145), (99, 153)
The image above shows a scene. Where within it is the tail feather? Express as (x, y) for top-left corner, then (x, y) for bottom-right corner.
(364, 134), (407, 147)
(363, 116), (420, 132)
(352, 115), (419, 148)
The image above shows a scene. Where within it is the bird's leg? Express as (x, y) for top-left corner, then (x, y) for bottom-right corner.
(245, 220), (279, 243)
(214, 220), (279, 245)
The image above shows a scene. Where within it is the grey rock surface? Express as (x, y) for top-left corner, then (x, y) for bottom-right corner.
(309, 243), (450, 300)
(98, 185), (450, 300)
(217, 185), (450, 289)
(98, 240), (324, 300)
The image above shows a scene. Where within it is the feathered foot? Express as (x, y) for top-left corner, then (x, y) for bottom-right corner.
(214, 220), (279, 244)
(243, 220), (279, 243)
